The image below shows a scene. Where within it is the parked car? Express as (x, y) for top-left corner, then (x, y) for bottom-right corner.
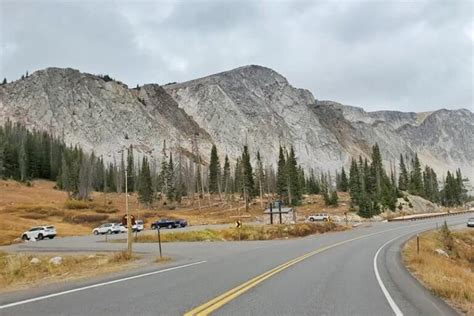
(133, 220), (144, 232)
(116, 224), (128, 233)
(151, 219), (179, 229)
(22, 226), (56, 241)
(92, 223), (120, 235)
(307, 213), (330, 222)
(176, 219), (188, 228)
(467, 218), (474, 227)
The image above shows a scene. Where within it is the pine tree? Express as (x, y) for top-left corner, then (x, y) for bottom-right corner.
(138, 156), (154, 206)
(233, 157), (242, 194)
(126, 145), (134, 192)
(276, 146), (287, 198)
(255, 151), (265, 205)
(241, 146), (255, 209)
(222, 155), (231, 195)
(409, 153), (423, 195)
(158, 141), (169, 199)
(349, 159), (361, 205)
(208, 145), (220, 194)
(340, 167), (349, 192)
(1, 78), (6, 85)
(167, 152), (175, 201)
(398, 154), (408, 191)
(285, 146), (301, 205)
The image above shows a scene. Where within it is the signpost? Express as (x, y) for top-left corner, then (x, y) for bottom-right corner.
(235, 220), (242, 241)
(156, 226), (163, 259)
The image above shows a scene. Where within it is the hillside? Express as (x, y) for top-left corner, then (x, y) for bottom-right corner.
(1, 65), (473, 181)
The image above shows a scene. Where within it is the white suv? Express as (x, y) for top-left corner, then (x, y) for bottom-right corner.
(22, 226), (56, 241)
(92, 223), (120, 235)
(307, 213), (330, 222)
(133, 220), (144, 232)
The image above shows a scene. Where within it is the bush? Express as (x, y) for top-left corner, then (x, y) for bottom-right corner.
(439, 221), (454, 252)
(65, 200), (90, 210)
(63, 214), (108, 224)
(94, 207), (119, 214)
(20, 213), (48, 220)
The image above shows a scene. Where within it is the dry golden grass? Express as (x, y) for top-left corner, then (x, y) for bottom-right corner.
(0, 179), (352, 246)
(403, 229), (474, 315)
(0, 251), (139, 292)
(128, 222), (347, 243)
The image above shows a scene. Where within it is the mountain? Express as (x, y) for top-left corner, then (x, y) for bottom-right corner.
(0, 68), (213, 162)
(1, 65), (472, 182)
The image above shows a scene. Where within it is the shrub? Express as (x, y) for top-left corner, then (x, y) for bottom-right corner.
(63, 214), (108, 224)
(20, 213), (48, 220)
(108, 251), (134, 263)
(65, 200), (90, 210)
(94, 207), (119, 214)
(439, 221), (454, 252)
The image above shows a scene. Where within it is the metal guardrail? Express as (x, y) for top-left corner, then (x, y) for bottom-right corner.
(387, 209), (474, 222)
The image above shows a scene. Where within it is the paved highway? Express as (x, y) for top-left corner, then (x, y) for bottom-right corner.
(0, 214), (471, 316)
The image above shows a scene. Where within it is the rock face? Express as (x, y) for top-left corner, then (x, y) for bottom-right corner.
(0, 68), (213, 162)
(1, 65), (472, 182)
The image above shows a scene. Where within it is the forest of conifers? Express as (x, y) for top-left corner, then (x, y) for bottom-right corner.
(0, 121), (468, 218)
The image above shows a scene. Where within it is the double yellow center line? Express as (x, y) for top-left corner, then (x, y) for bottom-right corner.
(184, 230), (389, 316)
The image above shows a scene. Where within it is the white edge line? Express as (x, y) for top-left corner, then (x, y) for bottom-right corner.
(374, 236), (404, 316)
(0, 260), (207, 310)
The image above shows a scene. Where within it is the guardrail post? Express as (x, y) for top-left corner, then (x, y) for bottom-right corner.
(416, 234), (420, 255)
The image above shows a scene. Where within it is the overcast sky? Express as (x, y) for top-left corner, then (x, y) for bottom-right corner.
(1, 0), (472, 112)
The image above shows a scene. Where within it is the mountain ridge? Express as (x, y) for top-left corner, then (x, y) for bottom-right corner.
(1, 66), (472, 182)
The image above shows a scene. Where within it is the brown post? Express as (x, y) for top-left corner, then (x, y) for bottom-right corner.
(279, 201), (282, 224)
(270, 202), (273, 225)
(416, 234), (420, 255)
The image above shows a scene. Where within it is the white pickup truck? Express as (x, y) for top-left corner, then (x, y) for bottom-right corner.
(307, 213), (330, 222)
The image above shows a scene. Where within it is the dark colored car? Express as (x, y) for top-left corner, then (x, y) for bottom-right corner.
(151, 219), (179, 229)
(176, 219), (188, 228)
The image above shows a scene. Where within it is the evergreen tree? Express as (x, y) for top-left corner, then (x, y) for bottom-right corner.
(158, 141), (169, 199)
(126, 145), (134, 192)
(1, 78), (6, 85)
(255, 151), (265, 202)
(241, 146), (255, 207)
(167, 152), (175, 201)
(398, 154), (408, 191)
(138, 156), (154, 206)
(222, 155), (231, 195)
(208, 145), (220, 194)
(409, 153), (423, 195)
(349, 159), (361, 205)
(233, 157), (242, 194)
(285, 146), (301, 205)
(276, 146), (287, 198)
(340, 167), (349, 192)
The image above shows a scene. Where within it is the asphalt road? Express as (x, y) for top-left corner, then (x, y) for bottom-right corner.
(0, 214), (471, 316)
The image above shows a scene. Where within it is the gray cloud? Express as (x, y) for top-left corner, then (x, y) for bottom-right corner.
(1, 0), (472, 112)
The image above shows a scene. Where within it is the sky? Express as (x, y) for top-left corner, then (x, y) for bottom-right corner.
(0, 0), (472, 112)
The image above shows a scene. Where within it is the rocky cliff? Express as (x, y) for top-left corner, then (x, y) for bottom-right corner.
(1, 65), (472, 182)
(0, 68), (213, 162)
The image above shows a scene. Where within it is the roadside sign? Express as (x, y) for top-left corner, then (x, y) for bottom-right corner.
(235, 220), (242, 228)
(122, 214), (136, 226)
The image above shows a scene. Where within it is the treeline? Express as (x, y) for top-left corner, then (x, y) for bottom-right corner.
(343, 144), (468, 218)
(0, 122), (469, 215)
(0, 122), (332, 207)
